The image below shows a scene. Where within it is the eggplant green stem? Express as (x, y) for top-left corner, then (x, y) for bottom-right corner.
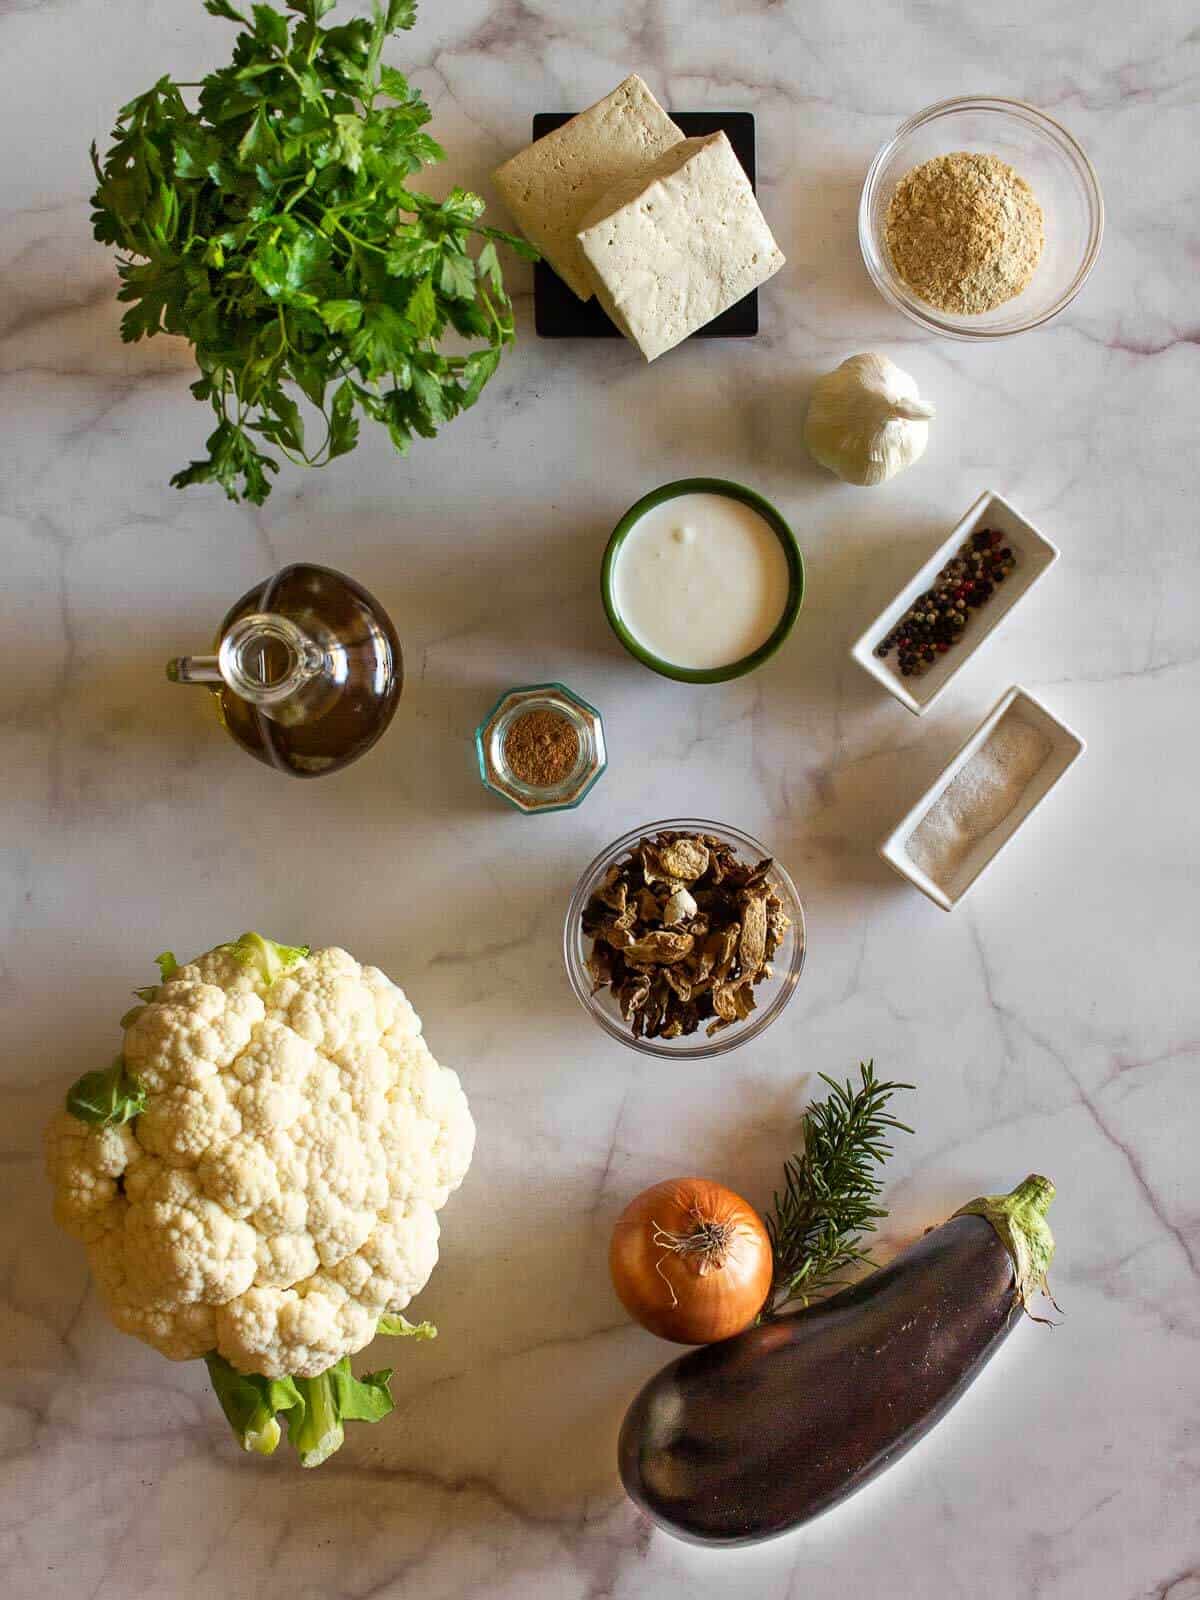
(953, 1174), (1057, 1319)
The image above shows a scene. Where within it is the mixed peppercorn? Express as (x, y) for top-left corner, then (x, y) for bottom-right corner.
(876, 528), (1017, 677)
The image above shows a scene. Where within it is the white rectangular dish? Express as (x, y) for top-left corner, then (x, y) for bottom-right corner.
(879, 686), (1085, 911)
(851, 490), (1060, 716)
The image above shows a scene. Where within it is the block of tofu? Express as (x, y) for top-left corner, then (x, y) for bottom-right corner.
(492, 75), (684, 302)
(576, 131), (786, 362)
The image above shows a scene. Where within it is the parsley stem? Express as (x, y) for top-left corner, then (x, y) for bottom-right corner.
(279, 60), (310, 99)
(281, 180), (314, 216)
(330, 218), (389, 256)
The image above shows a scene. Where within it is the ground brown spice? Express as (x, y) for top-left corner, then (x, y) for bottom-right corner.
(885, 151), (1044, 315)
(503, 708), (580, 788)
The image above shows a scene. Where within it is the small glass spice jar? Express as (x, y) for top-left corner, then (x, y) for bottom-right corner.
(475, 683), (607, 814)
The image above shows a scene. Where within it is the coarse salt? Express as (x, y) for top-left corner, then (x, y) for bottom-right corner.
(907, 712), (1053, 883)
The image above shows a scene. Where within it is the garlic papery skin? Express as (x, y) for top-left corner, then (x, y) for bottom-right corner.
(803, 352), (935, 486)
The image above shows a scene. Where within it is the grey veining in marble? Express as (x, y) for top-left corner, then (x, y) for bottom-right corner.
(2, 1), (1198, 1596)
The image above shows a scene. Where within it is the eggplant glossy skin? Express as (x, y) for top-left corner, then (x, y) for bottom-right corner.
(618, 1213), (1020, 1546)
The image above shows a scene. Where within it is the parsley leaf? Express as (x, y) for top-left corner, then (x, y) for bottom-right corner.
(328, 378), (359, 457)
(91, 0), (535, 502)
(438, 249), (475, 300)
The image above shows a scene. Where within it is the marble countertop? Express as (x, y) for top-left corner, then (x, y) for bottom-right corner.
(3, 2), (1197, 1596)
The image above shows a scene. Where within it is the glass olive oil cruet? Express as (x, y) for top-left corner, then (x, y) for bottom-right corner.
(167, 564), (402, 777)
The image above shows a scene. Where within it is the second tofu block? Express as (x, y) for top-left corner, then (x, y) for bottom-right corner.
(577, 132), (785, 361)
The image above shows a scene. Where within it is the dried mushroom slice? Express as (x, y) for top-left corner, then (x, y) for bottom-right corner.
(594, 915), (634, 950)
(595, 866), (628, 912)
(584, 895), (622, 938)
(673, 999), (703, 1036)
(638, 975), (673, 1037)
(710, 983), (739, 1025)
(634, 886), (662, 923)
(709, 924), (740, 985)
(689, 940), (715, 987)
(738, 893), (769, 975)
(704, 841), (731, 886)
(586, 941), (616, 993)
(615, 973), (651, 1021)
(764, 894), (791, 957)
(622, 931), (695, 966)
(663, 965), (694, 1002)
(707, 981), (758, 1036)
(741, 857), (776, 890)
(653, 837), (710, 883)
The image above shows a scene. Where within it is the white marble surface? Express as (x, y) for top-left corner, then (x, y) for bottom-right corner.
(2, 2), (1198, 1596)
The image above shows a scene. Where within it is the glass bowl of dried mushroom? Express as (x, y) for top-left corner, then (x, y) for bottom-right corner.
(564, 820), (806, 1058)
(859, 96), (1103, 340)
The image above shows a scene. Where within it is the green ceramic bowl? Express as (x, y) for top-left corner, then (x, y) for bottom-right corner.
(601, 478), (805, 683)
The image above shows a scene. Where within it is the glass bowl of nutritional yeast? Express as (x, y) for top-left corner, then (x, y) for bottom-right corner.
(564, 818), (806, 1059)
(859, 96), (1103, 340)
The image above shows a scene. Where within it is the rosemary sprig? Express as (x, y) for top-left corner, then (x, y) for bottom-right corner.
(763, 1062), (913, 1318)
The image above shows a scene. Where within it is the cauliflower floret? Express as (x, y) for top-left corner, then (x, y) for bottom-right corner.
(123, 982), (263, 1092)
(215, 1279), (377, 1379)
(301, 1107), (391, 1266)
(328, 1195), (441, 1315)
(254, 1230), (320, 1288)
(122, 1165), (259, 1307)
(45, 939), (474, 1379)
(137, 1078), (240, 1167)
(198, 1134), (280, 1220)
(338, 1042), (393, 1121)
(268, 947), (380, 1065)
(361, 963), (420, 1038)
(45, 1112), (139, 1243)
(384, 1039), (475, 1205)
(91, 1223), (219, 1361)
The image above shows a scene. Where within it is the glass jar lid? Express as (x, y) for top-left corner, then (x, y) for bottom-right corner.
(475, 683), (607, 814)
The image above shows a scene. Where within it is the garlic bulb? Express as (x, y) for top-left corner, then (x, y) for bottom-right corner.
(803, 353), (935, 486)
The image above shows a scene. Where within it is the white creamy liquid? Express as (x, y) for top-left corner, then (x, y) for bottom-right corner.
(612, 493), (791, 670)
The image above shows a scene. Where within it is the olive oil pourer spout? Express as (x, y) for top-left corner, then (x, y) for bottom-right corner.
(167, 612), (327, 717)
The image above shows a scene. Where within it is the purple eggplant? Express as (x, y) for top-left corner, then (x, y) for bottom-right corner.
(618, 1175), (1056, 1546)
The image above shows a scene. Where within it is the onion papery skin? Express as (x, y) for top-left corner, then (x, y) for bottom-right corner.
(609, 1177), (774, 1344)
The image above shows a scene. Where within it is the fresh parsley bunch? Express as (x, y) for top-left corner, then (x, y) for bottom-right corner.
(90, 0), (535, 503)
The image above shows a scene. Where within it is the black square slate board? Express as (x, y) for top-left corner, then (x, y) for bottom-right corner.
(531, 111), (759, 341)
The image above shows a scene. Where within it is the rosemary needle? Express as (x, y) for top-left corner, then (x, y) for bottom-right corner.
(763, 1061), (913, 1318)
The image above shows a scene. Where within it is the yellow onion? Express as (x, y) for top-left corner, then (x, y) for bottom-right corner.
(609, 1177), (774, 1344)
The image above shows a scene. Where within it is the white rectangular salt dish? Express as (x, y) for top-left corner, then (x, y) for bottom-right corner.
(879, 686), (1085, 911)
(851, 490), (1060, 716)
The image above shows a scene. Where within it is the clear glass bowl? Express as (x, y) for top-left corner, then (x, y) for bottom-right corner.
(563, 818), (806, 1059)
(859, 96), (1103, 339)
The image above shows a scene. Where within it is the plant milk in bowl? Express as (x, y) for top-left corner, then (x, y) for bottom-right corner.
(604, 481), (803, 682)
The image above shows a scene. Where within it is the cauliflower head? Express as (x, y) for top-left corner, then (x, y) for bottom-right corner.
(46, 935), (474, 1383)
